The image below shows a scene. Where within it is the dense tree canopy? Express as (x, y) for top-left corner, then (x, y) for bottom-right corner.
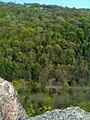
(0, 2), (90, 116)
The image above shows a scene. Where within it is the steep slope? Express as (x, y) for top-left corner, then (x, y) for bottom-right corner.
(0, 2), (90, 114)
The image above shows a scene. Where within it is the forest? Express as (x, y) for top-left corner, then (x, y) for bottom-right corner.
(0, 2), (90, 116)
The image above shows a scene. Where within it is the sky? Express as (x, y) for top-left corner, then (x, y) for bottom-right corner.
(0, 0), (90, 8)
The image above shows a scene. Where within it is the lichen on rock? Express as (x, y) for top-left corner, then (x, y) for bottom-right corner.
(0, 77), (19, 120)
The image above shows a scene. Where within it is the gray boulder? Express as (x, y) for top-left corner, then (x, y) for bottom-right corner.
(29, 107), (90, 120)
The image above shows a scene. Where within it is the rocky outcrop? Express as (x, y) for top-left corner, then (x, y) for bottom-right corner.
(0, 77), (29, 120)
(29, 107), (90, 120)
(0, 77), (90, 120)
(0, 77), (20, 120)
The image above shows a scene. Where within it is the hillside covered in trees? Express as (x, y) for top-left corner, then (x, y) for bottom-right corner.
(0, 2), (90, 116)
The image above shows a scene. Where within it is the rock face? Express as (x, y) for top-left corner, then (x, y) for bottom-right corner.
(29, 107), (90, 120)
(0, 77), (90, 120)
(0, 77), (20, 120)
(0, 77), (29, 120)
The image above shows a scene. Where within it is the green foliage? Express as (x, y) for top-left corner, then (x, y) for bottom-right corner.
(25, 103), (36, 116)
(0, 2), (90, 116)
(78, 102), (90, 112)
(39, 105), (52, 113)
(12, 79), (21, 91)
